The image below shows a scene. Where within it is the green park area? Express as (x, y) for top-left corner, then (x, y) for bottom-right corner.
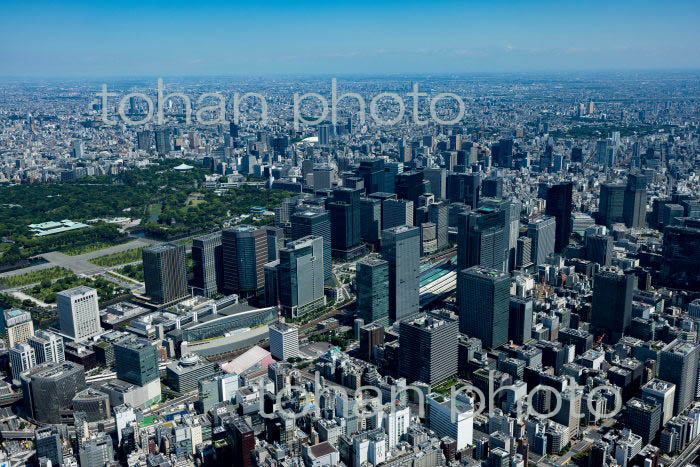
(0, 266), (73, 288)
(0, 159), (291, 269)
(25, 274), (128, 304)
(90, 248), (143, 267)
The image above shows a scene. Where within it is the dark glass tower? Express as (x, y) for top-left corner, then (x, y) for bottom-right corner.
(599, 183), (625, 226)
(395, 170), (425, 205)
(661, 225), (700, 292)
(327, 187), (363, 259)
(457, 266), (511, 349)
(508, 297), (533, 345)
(355, 257), (389, 324)
(623, 172), (648, 228)
(357, 159), (386, 195)
(192, 231), (223, 297)
(447, 172), (481, 208)
(142, 243), (188, 305)
(114, 335), (159, 387)
(457, 208), (506, 272)
(359, 197), (382, 247)
(381, 225), (420, 323)
(591, 266), (633, 338)
(545, 181), (573, 253)
(222, 225), (267, 296)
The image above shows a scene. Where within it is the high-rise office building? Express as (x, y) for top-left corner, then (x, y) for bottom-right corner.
(35, 426), (64, 466)
(154, 128), (171, 154)
(480, 199), (520, 271)
(229, 122), (239, 137)
(482, 177), (504, 199)
(623, 172), (648, 229)
(382, 198), (414, 229)
(356, 257), (389, 324)
(114, 335), (159, 387)
(359, 323), (385, 361)
(457, 266), (511, 349)
(222, 225), (267, 296)
(359, 197), (382, 247)
(228, 418), (255, 467)
(192, 232), (224, 297)
(661, 226), (700, 292)
(527, 216), (556, 266)
(642, 379), (676, 426)
(278, 235), (325, 318)
(623, 398), (662, 445)
(20, 361), (86, 424)
(142, 243), (188, 305)
(28, 330), (65, 365)
(447, 172), (481, 208)
(136, 130), (151, 151)
(424, 168), (447, 200)
(9, 343), (36, 381)
(508, 297), (533, 345)
(395, 170), (425, 206)
(313, 164), (334, 190)
(357, 159), (386, 195)
(429, 202), (449, 250)
(457, 208), (506, 271)
(516, 237), (533, 269)
(545, 182), (573, 253)
(599, 183), (626, 226)
(327, 187), (364, 259)
(1, 308), (34, 348)
(381, 226), (420, 323)
(658, 340), (700, 415)
(585, 234), (614, 266)
(591, 267), (633, 338)
(291, 209), (332, 285)
(57, 286), (102, 342)
(269, 323), (300, 361)
(399, 312), (458, 385)
(79, 433), (114, 467)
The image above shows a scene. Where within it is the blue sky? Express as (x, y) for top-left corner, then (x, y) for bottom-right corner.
(1, 0), (699, 77)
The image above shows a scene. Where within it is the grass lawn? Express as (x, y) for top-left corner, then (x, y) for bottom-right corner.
(116, 263), (145, 282)
(0, 266), (73, 287)
(62, 241), (127, 256)
(90, 248), (143, 267)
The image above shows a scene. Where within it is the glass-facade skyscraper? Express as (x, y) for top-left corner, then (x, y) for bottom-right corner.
(114, 335), (159, 387)
(545, 181), (573, 253)
(192, 231), (223, 297)
(458, 266), (511, 349)
(356, 257), (389, 324)
(381, 225), (420, 323)
(142, 243), (188, 305)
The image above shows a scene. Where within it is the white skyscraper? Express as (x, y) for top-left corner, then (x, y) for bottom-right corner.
(28, 329), (65, 364)
(427, 392), (474, 450)
(385, 405), (410, 449)
(9, 343), (36, 382)
(57, 286), (102, 342)
(269, 323), (299, 361)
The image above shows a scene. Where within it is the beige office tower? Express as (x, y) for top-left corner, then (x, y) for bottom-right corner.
(57, 286), (102, 342)
(2, 309), (34, 347)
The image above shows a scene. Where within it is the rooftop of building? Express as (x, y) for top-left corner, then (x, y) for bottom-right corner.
(56, 285), (96, 297)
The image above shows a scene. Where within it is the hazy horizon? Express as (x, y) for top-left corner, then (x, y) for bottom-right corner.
(2, 0), (700, 78)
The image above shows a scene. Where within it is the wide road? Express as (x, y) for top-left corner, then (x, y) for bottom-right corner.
(670, 433), (700, 467)
(0, 238), (158, 281)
